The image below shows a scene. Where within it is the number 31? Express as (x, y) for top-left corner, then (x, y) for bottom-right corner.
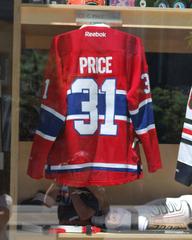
(71, 78), (117, 136)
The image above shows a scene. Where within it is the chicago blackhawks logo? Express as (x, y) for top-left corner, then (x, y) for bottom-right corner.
(188, 92), (192, 109)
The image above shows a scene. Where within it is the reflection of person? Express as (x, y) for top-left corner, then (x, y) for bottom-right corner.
(0, 194), (12, 240)
(44, 183), (109, 226)
(116, 0), (128, 6)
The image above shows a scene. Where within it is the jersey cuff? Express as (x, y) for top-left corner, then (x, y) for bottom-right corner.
(175, 161), (192, 186)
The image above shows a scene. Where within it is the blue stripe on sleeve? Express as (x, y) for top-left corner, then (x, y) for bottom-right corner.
(130, 102), (154, 131)
(37, 108), (64, 137)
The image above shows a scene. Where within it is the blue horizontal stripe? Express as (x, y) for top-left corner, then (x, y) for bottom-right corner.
(130, 102), (154, 131)
(37, 108), (64, 137)
(45, 166), (142, 174)
(67, 93), (128, 116)
(67, 93), (89, 115)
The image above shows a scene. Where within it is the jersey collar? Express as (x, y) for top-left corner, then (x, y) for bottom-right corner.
(80, 24), (111, 29)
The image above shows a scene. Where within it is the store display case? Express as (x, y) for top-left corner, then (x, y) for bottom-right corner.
(8, 1), (192, 239)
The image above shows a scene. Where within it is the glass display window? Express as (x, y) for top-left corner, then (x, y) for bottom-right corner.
(1, 1), (192, 239)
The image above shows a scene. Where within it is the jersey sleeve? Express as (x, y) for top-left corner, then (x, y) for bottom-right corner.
(127, 38), (162, 173)
(27, 36), (66, 179)
(175, 87), (192, 186)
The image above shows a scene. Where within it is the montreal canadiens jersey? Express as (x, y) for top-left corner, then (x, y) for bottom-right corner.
(27, 24), (162, 187)
(175, 87), (192, 186)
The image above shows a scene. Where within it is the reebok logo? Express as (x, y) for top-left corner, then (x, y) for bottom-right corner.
(85, 31), (106, 38)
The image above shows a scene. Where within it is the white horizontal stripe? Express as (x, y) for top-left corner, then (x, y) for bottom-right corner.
(66, 114), (90, 120)
(98, 89), (127, 95)
(182, 132), (192, 141)
(186, 107), (192, 120)
(67, 89), (127, 95)
(184, 122), (192, 131)
(36, 130), (56, 141)
(98, 115), (129, 121)
(41, 104), (65, 121)
(135, 124), (155, 135)
(66, 114), (129, 122)
(98, 90), (104, 94)
(114, 116), (130, 121)
(99, 115), (105, 120)
(178, 142), (192, 167)
(116, 90), (127, 95)
(129, 98), (152, 115)
(47, 162), (138, 171)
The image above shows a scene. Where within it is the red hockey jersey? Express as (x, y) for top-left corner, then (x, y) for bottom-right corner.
(175, 87), (192, 186)
(27, 24), (162, 186)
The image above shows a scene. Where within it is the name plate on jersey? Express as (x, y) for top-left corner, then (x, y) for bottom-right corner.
(76, 10), (122, 26)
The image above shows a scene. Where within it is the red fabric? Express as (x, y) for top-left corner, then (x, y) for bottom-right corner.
(27, 25), (162, 186)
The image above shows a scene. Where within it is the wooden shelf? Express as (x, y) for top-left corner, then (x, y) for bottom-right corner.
(21, 4), (192, 29)
(10, 231), (192, 240)
(21, 4), (192, 53)
(57, 232), (192, 240)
